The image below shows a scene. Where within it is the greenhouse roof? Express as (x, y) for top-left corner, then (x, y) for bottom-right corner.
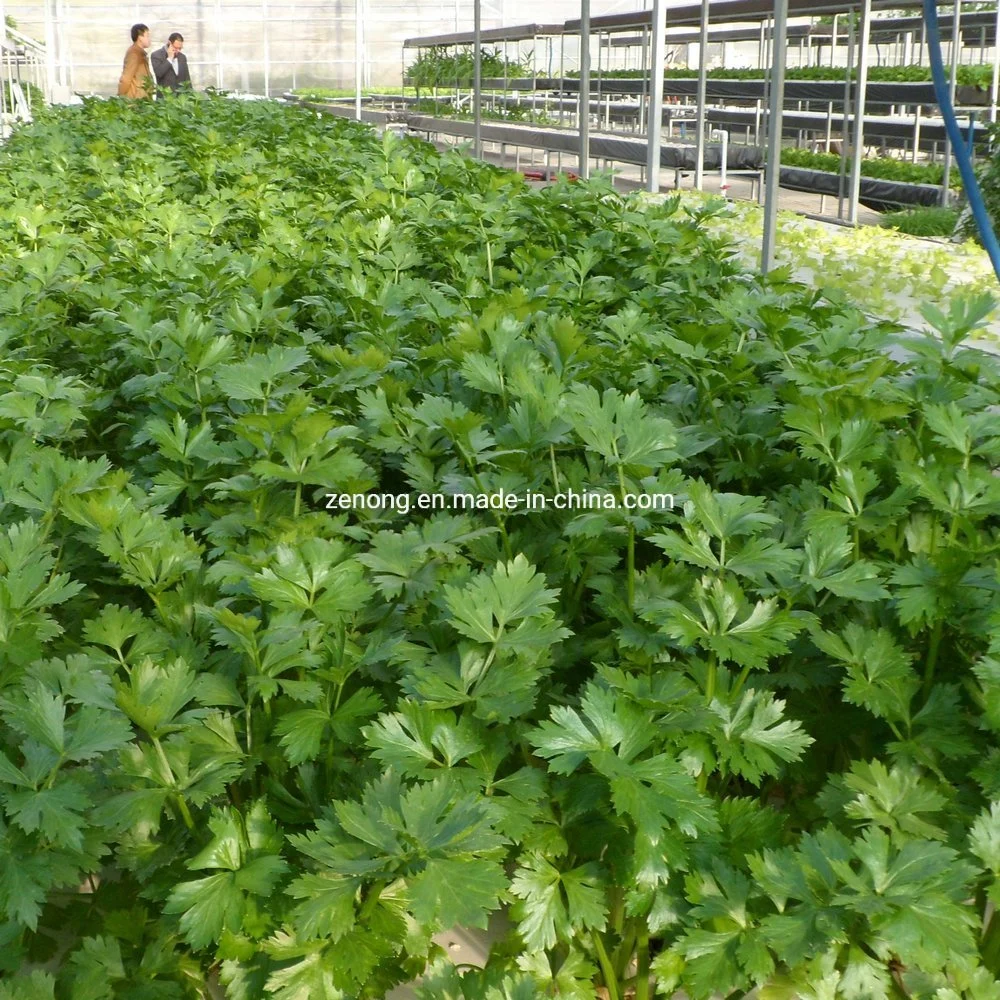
(609, 23), (820, 44)
(603, 11), (998, 45)
(403, 23), (566, 48)
(566, 0), (962, 33)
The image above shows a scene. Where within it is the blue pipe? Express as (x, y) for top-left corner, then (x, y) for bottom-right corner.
(923, 0), (1000, 281)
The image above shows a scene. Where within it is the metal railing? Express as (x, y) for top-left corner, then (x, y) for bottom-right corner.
(1, 24), (49, 137)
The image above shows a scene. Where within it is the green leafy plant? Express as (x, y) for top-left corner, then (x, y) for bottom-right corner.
(569, 64), (997, 88)
(879, 205), (960, 237)
(779, 146), (958, 188)
(405, 46), (533, 88)
(0, 92), (998, 1000)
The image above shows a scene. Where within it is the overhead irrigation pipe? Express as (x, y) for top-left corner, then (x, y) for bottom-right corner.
(923, 0), (1000, 281)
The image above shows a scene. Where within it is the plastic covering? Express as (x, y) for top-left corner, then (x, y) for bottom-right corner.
(310, 101), (946, 209)
(405, 112), (766, 169)
(777, 166), (943, 208)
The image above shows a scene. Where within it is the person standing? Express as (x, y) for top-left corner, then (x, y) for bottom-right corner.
(151, 33), (191, 93)
(118, 23), (153, 99)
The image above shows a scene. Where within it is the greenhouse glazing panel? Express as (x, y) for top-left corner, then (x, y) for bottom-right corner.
(6, 0), (601, 96)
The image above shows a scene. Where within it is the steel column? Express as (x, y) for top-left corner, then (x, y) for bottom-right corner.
(215, 0), (224, 89)
(354, 0), (362, 119)
(990, 0), (1000, 122)
(848, 0), (872, 226)
(262, 0), (270, 96)
(761, 0), (788, 273)
(474, 0), (482, 158)
(646, 0), (667, 192)
(941, 0), (962, 203)
(579, 0), (591, 177)
(694, 0), (710, 190)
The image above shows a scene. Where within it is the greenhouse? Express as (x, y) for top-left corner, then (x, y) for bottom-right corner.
(1, 0), (1000, 997)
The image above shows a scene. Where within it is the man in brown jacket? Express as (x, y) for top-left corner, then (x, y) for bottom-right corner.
(118, 23), (153, 98)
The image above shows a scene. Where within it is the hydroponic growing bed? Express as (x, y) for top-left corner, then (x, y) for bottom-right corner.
(1, 94), (1000, 1000)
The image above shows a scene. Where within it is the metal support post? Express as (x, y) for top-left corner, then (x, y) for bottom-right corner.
(761, 0), (788, 273)
(595, 29), (602, 134)
(837, 18), (854, 219)
(474, 0), (482, 159)
(638, 24), (649, 134)
(215, 0), (224, 89)
(559, 35), (565, 127)
(579, 0), (591, 178)
(354, 0), (362, 120)
(646, 0), (667, 192)
(43, 0), (57, 100)
(714, 128), (729, 197)
(54, 0), (67, 88)
(847, 0), (871, 225)
(991, 0), (1000, 122)
(941, 0), (961, 204)
(604, 34), (612, 131)
(694, 0), (710, 190)
(262, 0), (270, 96)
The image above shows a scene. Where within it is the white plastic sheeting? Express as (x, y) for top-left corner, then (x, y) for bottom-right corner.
(3, 0), (633, 97)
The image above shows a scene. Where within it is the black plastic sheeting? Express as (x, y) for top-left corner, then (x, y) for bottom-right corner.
(526, 77), (950, 106)
(518, 77), (991, 107)
(701, 105), (985, 149)
(778, 166), (943, 209)
(405, 114), (766, 170)
(307, 105), (942, 210)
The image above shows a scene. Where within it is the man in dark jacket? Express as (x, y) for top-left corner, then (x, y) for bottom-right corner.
(151, 33), (191, 92)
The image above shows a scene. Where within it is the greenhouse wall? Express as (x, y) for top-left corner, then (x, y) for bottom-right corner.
(6, 0), (643, 98)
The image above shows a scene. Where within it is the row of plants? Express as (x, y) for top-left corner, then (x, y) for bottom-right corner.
(287, 87), (955, 189)
(673, 185), (997, 340)
(878, 205), (961, 237)
(289, 91), (557, 126)
(408, 96), (557, 125)
(779, 146), (958, 188)
(2, 93), (1000, 1000)
(564, 64), (997, 88)
(2, 81), (45, 110)
(286, 86), (424, 99)
(406, 46), (534, 89)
